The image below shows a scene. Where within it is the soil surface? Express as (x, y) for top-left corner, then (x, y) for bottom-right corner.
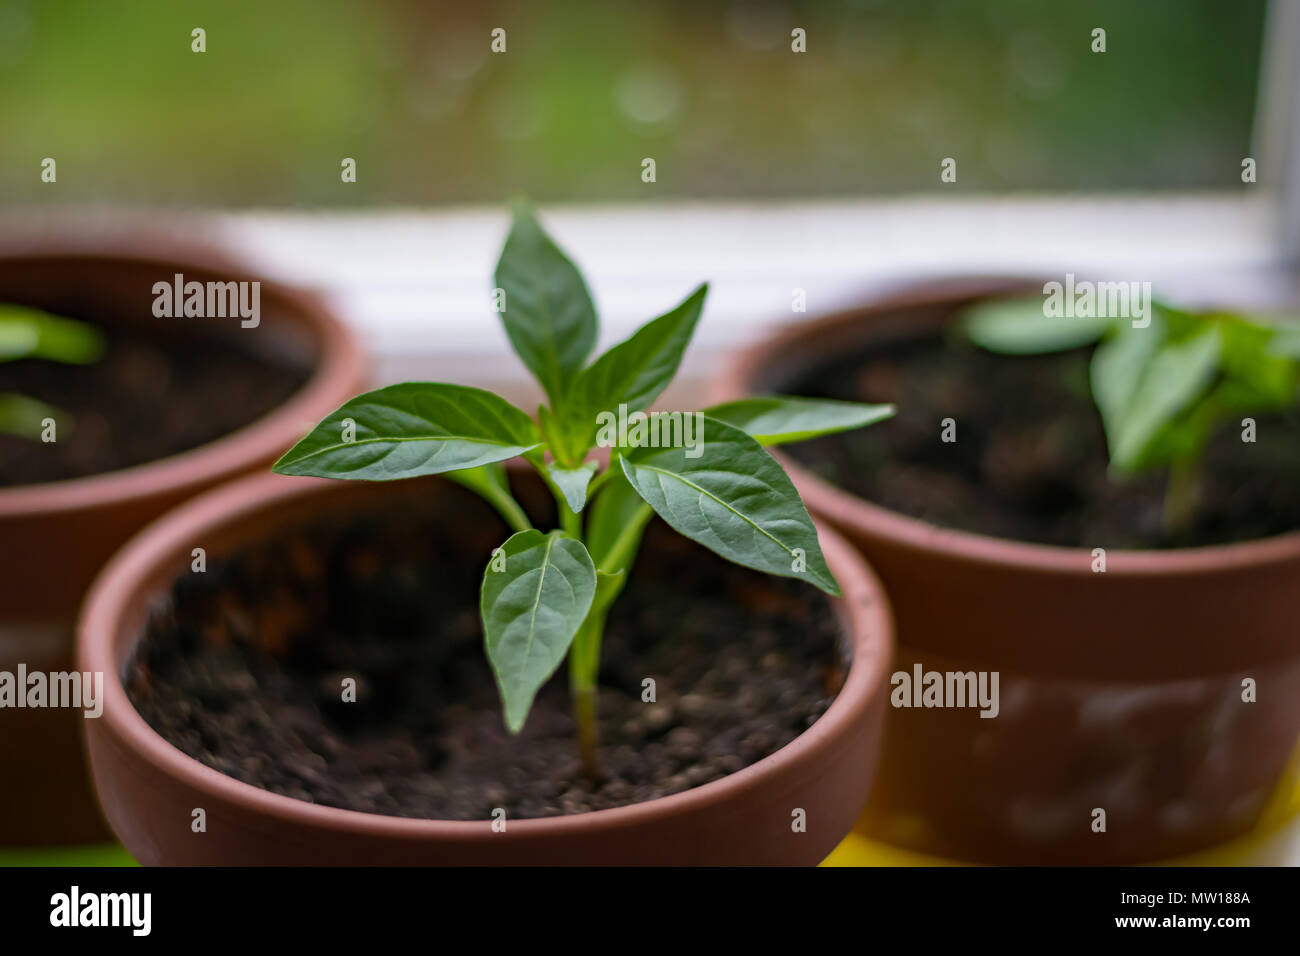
(126, 494), (844, 821)
(0, 324), (310, 486)
(780, 328), (1300, 549)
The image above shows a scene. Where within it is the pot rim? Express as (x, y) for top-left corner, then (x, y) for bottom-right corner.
(0, 243), (365, 517)
(77, 469), (893, 841)
(713, 278), (1300, 578)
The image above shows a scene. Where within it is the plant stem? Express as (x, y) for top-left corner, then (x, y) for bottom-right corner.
(568, 610), (604, 779)
(1162, 457), (1202, 539)
(480, 480), (532, 534)
(565, 499), (649, 778)
(571, 680), (600, 779)
(548, 465), (649, 780)
(585, 465), (618, 499)
(597, 503), (653, 574)
(572, 688), (599, 779)
(567, 564), (628, 781)
(560, 503), (582, 539)
(534, 460), (583, 539)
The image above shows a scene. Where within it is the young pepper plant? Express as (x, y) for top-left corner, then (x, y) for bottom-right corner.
(273, 204), (894, 777)
(963, 296), (1300, 536)
(0, 304), (105, 438)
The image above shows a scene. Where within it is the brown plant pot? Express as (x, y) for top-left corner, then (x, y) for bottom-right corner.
(712, 279), (1300, 865)
(77, 470), (893, 865)
(0, 238), (365, 844)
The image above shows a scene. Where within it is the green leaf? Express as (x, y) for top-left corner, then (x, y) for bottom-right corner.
(481, 530), (597, 733)
(0, 305), (104, 364)
(0, 319), (38, 360)
(1267, 322), (1300, 359)
(1214, 314), (1299, 409)
(494, 203), (598, 406)
(547, 460), (597, 513)
(0, 392), (61, 440)
(704, 395), (895, 446)
(586, 464), (654, 573)
(558, 283), (708, 458)
(619, 415), (839, 595)
(272, 382), (541, 480)
(964, 297), (1116, 354)
(1095, 324), (1222, 473)
(1091, 321), (1165, 449)
(1127, 398), (1220, 472)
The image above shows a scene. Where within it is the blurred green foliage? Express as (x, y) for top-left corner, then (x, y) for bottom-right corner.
(0, 843), (136, 866)
(0, 0), (1267, 205)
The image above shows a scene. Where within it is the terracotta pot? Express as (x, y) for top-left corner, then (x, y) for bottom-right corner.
(77, 470), (892, 865)
(0, 238), (365, 844)
(713, 279), (1300, 865)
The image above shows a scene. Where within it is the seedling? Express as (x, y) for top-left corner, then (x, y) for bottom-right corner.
(0, 304), (104, 438)
(274, 204), (893, 776)
(964, 295), (1300, 536)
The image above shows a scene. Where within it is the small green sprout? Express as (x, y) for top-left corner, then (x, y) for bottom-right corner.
(274, 203), (893, 776)
(0, 304), (105, 439)
(964, 295), (1300, 536)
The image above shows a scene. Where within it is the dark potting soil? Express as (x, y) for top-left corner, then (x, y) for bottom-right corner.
(780, 328), (1300, 549)
(126, 495), (845, 821)
(0, 323), (310, 486)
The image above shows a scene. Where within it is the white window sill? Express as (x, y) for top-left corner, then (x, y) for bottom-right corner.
(193, 193), (1288, 404)
(7, 193), (1288, 402)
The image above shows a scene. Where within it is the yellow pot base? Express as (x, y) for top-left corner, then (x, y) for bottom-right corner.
(823, 782), (1300, 866)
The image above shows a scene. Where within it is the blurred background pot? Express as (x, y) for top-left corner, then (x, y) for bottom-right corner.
(713, 280), (1300, 864)
(0, 235), (365, 844)
(77, 471), (892, 865)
